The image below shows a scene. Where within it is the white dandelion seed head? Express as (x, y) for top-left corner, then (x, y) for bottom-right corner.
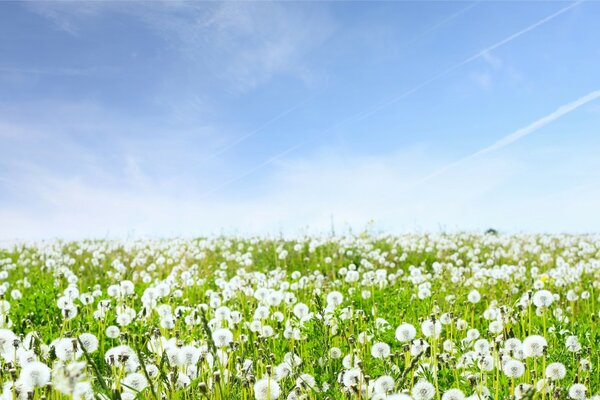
(412, 380), (436, 400)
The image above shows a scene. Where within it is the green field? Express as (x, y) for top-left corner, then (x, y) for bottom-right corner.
(0, 233), (598, 400)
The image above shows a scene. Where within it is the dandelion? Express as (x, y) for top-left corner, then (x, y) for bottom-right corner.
(568, 384), (587, 400)
(78, 333), (99, 353)
(468, 290), (481, 303)
(412, 380), (436, 400)
(122, 373), (148, 393)
(532, 290), (554, 308)
(522, 335), (547, 358)
(545, 362), (566, 380)
(329, 347), (342, 359)
(296, 373), (317, 390)
(374, 375), (395, 394)
(421, 319), (442, 338)
(18, 361), (51, 387)
(212, 328), (233, 347)
(442, 388), (465, 400)
(105, 325), (120, 339)
(395, 323), (417, 342)
(254, 377), (281, 400)
(503, 359), (525, 378)
(371, 342), (391, 359)
(326, 291), (344, 307)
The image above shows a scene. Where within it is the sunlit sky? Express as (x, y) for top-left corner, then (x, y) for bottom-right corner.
(1, 1), (600, 239)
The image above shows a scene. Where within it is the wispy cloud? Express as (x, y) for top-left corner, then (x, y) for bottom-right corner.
(194, 1), (583, 198)
(26, 2), (335, 93)
(4, 142), (599, 240)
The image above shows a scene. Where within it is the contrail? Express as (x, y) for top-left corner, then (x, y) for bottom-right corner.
(418, 89), (600, 184)
(199, 1), (583, 197)
(200, 2), (482, 164)
(201, 95), (313, 163)
(405, 1), (481, 46)
(199, 143), (304, 199)
(344, 0), (583, 126)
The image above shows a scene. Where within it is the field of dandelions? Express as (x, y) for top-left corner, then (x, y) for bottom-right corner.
(0, 234), (598, 400)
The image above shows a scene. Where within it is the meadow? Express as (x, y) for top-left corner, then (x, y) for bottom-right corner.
(0, 233), (598, 400)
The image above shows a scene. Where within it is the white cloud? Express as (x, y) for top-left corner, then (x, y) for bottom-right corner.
(4, 142), (599, 241)
(470, 71), (493, 91)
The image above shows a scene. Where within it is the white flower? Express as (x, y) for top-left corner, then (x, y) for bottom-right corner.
(545, 362), (566, 380)
(532, 290), (553, 308)
(412, 380), (435, 400)
(421, 320), (442, 338)
(523, 335), (547, 358)
(568, 384), (587, 400)
(468, 290), (481, 303)
(212, 328), (233, 347)
(78, 333), (99, 353)
(503, 359), (525, 378)
(329, 347), (342, 359)
(326, 291), (344, 307)
(442, 389), (465, 400)
(371, 342), (391, 359)
(395, 323), (416, 342)
(295, 373), (317, 390)
(18, 361), (51, 387)
(254, 377), (281, 400)
(374, 375), (395, 394)
(122, 373), (148, 393)
(105, 325), (120, 339)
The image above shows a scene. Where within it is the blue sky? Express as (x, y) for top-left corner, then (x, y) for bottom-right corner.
(1, 1), (600, 239)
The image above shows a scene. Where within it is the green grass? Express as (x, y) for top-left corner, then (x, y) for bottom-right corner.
(0, 233), (598, 399)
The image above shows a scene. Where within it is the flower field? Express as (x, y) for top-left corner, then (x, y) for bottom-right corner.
(0, 233), (598, 400)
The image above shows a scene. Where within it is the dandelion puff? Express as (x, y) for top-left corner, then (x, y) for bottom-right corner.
(503, 359), (525, 378)
(0, 329), (16, 355)
(371, 342), (391, 359)
(395, 323), (416, 342)
(73, 381), (94, 400)
(19, 361), (51, 387)
(105, 326), (120, 339)
(296, 373), (317, 390)
(467, 290), (481, 303)
(122, 373), (148, 393)
(421, 320), (442, 338)
(293, 303), (310, 319)
(274, 363), (292, 381)
(212, 328), (233, 347)
(532, 290), (554, 308)
(329, 347), (342, 359)
(373, 375), (395, 394)
(568, 384), (586, 400)
(515, 384), (533, 400)
(386, 395), (413, 400)
(442, 389), (465, 400)
(254, 377), (281, 400)
(545, 362), (566, 380)
(342, 368), (364, 388)
(145, 364), (159, 379)
(78, 333), (99, 353)
(54, 338), (79, 361)
(326, 291), (344, 308)
(412, 380), (435, 400)
(522, 335), (547, 358)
